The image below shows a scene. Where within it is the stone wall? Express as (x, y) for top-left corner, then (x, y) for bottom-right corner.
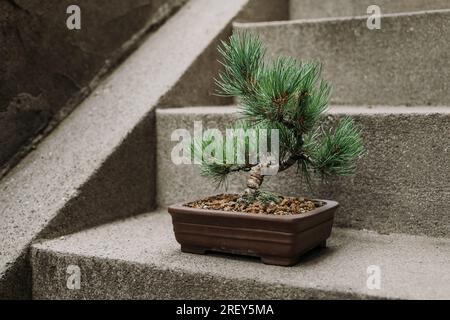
(0, 0), (185, 174)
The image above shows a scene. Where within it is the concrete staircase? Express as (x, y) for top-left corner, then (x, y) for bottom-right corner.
(5, 0), (450, 299)
(32, 210), (450, 299)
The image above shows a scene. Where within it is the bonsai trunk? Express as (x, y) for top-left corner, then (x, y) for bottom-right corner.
(244, 164), (264, 196)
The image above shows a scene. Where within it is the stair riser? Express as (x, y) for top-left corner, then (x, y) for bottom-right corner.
(290, 0), (450, 19)
(235, 10), (450, 106)
(30, 248), (373, 299)
(156, 108), (450, 238)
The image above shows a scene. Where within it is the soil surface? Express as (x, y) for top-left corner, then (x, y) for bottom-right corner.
(185, 194), (319, 215)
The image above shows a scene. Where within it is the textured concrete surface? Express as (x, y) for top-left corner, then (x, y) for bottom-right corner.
(235, 9), (450, 106)
(31, 210), (450, 299)
(0, 0), (187, 174)
(0, 0), (251, 299)
(157, 0), (289, 108)
(237, 0), (289, 22)
(290, 0), (450, 19)
(156, 106), (450, 238)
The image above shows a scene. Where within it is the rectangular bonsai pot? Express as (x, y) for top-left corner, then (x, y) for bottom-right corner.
(168, 199), (339, 266)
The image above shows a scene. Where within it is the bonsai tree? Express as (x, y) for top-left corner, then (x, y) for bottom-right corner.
(193, 32), (364, 205)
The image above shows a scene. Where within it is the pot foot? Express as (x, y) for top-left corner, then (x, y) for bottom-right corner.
(260, 255), (299, 267)
(319, 240), (327, 249)
(181, 245), (206, 255)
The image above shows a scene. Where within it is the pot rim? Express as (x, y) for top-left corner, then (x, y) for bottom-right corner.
(168, 198), (339, 222)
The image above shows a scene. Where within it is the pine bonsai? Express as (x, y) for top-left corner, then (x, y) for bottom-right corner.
(193, 32), (364, 206)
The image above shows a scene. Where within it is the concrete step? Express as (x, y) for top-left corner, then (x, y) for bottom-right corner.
(156, 106), (450, 238)
(31, 210), (450, 299)
(290, 0), (450, 19)
(235, 9), (450, 106)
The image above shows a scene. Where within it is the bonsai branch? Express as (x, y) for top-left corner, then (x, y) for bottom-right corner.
(279, 152), (312, 172)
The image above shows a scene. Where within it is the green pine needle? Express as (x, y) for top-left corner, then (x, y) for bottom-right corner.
(195, 31), (365, 190)
(309, 117), (365, 177)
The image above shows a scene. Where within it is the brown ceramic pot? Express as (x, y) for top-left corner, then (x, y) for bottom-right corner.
(168, 199), (339, 266)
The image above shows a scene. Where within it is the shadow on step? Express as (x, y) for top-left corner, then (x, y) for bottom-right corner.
(177, 244), (338, 267)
